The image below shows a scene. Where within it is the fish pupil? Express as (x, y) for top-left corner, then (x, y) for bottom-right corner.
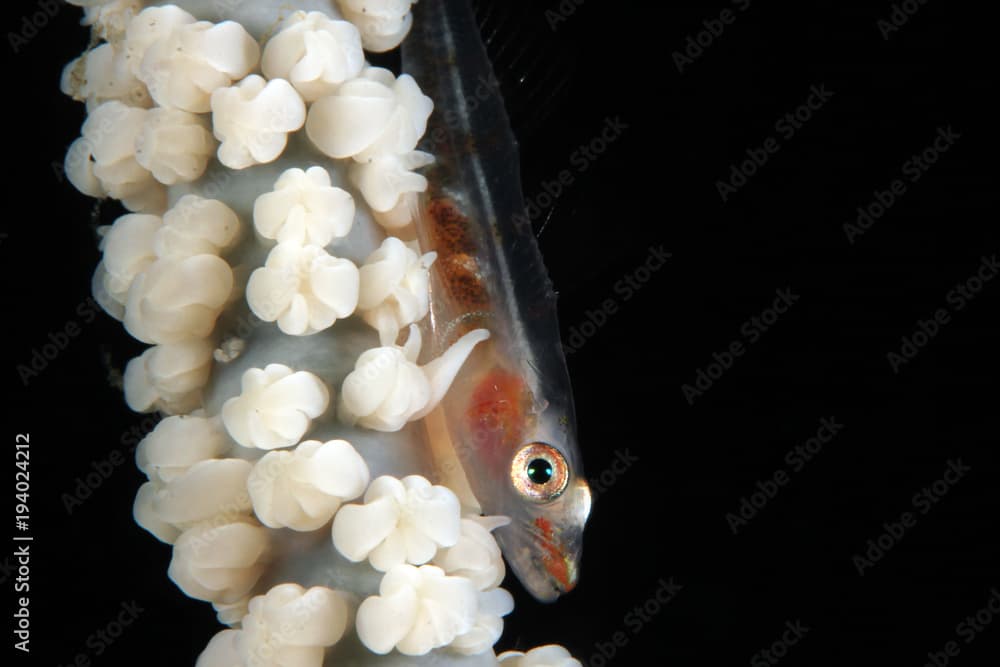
(526, 458), (553, 484)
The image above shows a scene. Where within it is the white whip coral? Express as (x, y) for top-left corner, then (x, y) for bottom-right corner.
(140, 459), (253, 528)
(123, 254), (234, 344)
(349, 150), (434, 229)
(64, 100), (165, 212)
(306, 66), (433, 162)
(253, 166), (356, 247)
(498, 646), (584, 667)
(357, 237), (436, 345)
(211, 75), (307, 169)
(336, 0), (418, 52)
(248, 439), (370, 530)
(332, 475), (461, 571)
(93, 196), (239, 321)
(68, 0), (141, 41)
(135, 414), (231, 483)
(338, 325), (489, 431)
(246, 243), (360, 336)
(356, 564), (478, 655)
(123, 338), (214, 414)
(222, 364), (330, 450)
(156, 196), (241, 259)
(134, 108), (215, 185)
(60, 42), (151, 110)
(198, 584), (350, 667)
(262, 11), (365, 102)
(168, 516), (271, 604)
(92, 212), (160, 319)
(126, 5), (259, 112)
(434, 515), (510, 592)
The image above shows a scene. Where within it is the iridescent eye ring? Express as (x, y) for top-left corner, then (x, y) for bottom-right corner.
(511, 442), (569, 503)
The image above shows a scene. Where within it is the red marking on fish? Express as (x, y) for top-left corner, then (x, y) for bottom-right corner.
(465, 368), (532, 462)
(535, 516), (573, 591)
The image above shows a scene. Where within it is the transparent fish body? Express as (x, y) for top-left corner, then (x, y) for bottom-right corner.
(403, 0), (591, 602)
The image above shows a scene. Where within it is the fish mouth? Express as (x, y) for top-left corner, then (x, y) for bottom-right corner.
(497, 479), (591, 602)
(519, 516), (581, 601)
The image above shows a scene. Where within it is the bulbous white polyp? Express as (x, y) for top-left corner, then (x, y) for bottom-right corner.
(248, 439), (370, 530)
(253, 167), (355, 247)
(434, 516), (510, 592)
(134, 108), (215, 185)
(125, 6), (259, 113)
(133, 481), (181, 543)
(68, 0), (141, 42)
(305, 67), (433, 162)
(357, 237), (435, 345)
(93, 197), (239, 321)
(262, 12), (365, 102)
(136, 413), (231, 484)
(124, 5), (193, 68)
(213, 598), (250, 628)
(497, 645), (583, 667)
(124, 254), (234, 344)
(156, 195), (241, 259)
(332, 475), (461, 571)
(168, 516), (271, 604)
(147, 459), (253, 526)
(349, 150), (434, 229)
(211, 75), (307, 170)
(124, 338), (214, 414)
(199, 584), (349, 667)
(451, 587), (515, 656)
(338, 340), (429, 430)
(336, 0), (417, 53)
(94, 213), (160, 317)
(356, 564), (478, 655)
(338, 325), (490, 431)
(65, 100), (166, 212)
(222, 364), (330, 450)
(134, 457), (254, 543)
(242, 584), (350, 665)
(246, 243), (360, 336)
(60, 42), (151, 111)
(197, 628), (242, 667)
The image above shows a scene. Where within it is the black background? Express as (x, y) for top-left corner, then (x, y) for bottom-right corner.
(3, 0), (997, 665)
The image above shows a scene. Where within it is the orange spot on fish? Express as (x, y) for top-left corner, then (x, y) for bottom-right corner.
(535, 517), (573, 591)
(466, 369), (530, 460)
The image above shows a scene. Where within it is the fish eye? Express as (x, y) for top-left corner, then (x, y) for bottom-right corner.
(511, 442), (569, 503)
